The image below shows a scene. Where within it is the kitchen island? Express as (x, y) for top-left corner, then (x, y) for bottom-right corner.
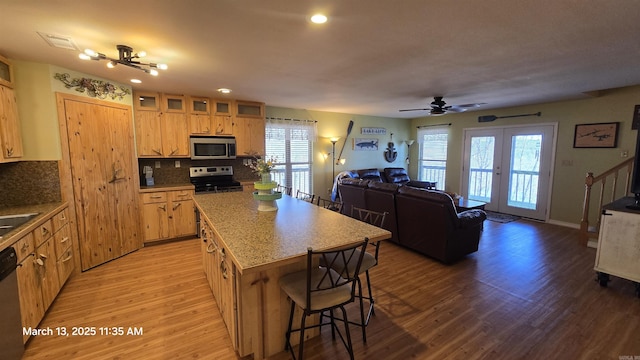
(194, 191), (391, 359)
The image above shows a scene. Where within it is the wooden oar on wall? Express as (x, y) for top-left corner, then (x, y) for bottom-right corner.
(336, 120), (353, 164)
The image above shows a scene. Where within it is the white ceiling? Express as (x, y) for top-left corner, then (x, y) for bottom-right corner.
(2, 1), (640, 119)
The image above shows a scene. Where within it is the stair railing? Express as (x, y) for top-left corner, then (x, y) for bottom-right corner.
(580, 157), (635, 246)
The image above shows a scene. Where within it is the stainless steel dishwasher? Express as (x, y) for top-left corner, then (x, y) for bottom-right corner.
(0, 246), (24, 360)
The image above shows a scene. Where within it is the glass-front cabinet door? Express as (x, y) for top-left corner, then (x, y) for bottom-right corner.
(0, 54), (13, 88)
(133, 91), (161, 112)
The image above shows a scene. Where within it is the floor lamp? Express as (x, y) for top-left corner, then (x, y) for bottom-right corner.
(330, 137), (340, 180)
(405, 140), (415, 164)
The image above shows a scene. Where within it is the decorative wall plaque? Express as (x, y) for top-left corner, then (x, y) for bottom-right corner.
(361, 127), (386, 135)
(54, 73), (130, 100)
(353, 138), (379, 151)
(573, 122), (619, 148)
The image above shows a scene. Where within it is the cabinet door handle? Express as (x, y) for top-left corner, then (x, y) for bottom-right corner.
(62, 255), (73, 263)
(172, 203), (182, 211)
(35, 258), (44, 266)
(169, 148), (178, 156)
(39, 253), (48, 260)
(61, 236), (70, 244)
(153, 148), (163, 156)
(41, 227), (50, 235)
(150, 195), (163, 199)
(6, 147), (13, 157)
(21, 242), (29, 252)
(159, 205), (167, 211)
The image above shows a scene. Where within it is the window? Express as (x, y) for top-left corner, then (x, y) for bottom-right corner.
(417, 127), (448, 190)
(265, 119), (316, 195)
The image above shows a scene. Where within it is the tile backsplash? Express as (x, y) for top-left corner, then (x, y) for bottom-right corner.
(138, 158), (259, 186)
(0, 161), (62, 207)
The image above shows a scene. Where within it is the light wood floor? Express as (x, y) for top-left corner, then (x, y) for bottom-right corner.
(22, 220), (640, 360)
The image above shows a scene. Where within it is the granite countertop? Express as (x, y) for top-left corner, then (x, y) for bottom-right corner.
(0, 202), (68, 252)
(139, 183), (195, 193)
(194, 191), (391, 274)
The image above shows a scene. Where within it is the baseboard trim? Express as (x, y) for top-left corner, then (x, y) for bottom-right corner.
(546, 219), (580, 229)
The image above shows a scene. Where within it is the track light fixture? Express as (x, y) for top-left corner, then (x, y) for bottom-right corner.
(79, 45), (167, 76)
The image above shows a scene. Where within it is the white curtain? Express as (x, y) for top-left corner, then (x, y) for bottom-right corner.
(265, 117), (317, 141)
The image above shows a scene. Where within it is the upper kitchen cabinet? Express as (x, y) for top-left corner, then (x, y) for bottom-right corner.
(0, 56), (24, 162)
(213, 99), (233, 115)
(161, 94), (186, 113)
(133, 91), (161, 112)
(0, 54), (14, 88)
(235, 101), (264, 118)
(233, 116), (265, 156)
(189, 96), (213, 135)
(134, 91), (189, 158)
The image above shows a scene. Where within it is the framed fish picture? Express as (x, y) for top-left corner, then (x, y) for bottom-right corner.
(353, 138), (379, 151)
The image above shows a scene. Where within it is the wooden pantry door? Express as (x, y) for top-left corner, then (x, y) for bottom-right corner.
(57, 93), (142, 271)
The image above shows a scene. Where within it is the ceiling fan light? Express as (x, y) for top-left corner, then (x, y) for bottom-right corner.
(149, 69), (159, 76)
(84, 48), (98, 57)
(218, 88), (231, 94)
(106, 61), (117, 68)
(131, 79), (142, 84)
(78, 53), (91, 60)
(157, 63), (168, 70)
(137, 50), (146, 58)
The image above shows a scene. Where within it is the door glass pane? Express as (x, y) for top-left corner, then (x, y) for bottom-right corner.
(508, 135), (541, 209)
(468, 136), (494, 202)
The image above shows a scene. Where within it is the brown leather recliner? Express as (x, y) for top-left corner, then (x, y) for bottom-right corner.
(383, 167), (437, 189)
(337, 178), (369, 216)
(395, 186), (486, 264)
(364, 182), (401, 244)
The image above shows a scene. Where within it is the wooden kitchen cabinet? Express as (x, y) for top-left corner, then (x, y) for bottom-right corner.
(189, 96), (212, 135)
(12, 205), (75, 343)
(134, 91), (190, 158)
(235, 100), (264, 118)
(36, 237), (60, 310)
(200, 217), (238, 348)
(14, 233), (44, 343)
(161, 112), (190, 157)
(133, 91), (161, 112)
(0, 83), (24, 162)
(234, 116), (265, 156)
(140, 188), (196, 243)
(0, 54), (14, 88)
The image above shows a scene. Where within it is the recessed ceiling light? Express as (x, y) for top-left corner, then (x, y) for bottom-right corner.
(310, 14), (328, 24)
(217, 88), (231, 94)
(131, 79), (142, 84)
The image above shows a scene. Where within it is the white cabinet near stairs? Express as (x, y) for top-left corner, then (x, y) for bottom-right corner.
(594, 197), (640, 297)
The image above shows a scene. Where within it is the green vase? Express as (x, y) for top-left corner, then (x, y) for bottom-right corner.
(261, 172), (271, 184)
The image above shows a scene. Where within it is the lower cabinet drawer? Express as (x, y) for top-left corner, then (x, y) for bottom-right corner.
(57, 247), (74, 285)
(53, 225), (71, 257)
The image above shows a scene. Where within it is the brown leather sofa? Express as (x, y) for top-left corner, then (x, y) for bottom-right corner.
(337, 179), (486, 263)
(395, 186), (486, 264)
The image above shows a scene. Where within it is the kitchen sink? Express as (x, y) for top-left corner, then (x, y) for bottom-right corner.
(0, 213), (39, 239)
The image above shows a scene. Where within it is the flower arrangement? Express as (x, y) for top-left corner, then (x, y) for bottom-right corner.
(246, 155), (277, 175)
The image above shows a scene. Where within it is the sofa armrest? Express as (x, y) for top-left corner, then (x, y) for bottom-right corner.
(457, 209), (487, 228)
(406, 180), (437, 189)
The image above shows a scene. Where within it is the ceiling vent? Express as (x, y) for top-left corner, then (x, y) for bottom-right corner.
(37, 32), (78, 51)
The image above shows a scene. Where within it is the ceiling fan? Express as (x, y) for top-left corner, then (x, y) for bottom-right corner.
(399, 96), (484, 115)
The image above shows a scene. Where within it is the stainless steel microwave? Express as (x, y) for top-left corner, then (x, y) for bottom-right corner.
(190, 136), (237, 160)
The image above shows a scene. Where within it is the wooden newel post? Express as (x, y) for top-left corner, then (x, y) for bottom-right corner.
(579, 172), (594, 246)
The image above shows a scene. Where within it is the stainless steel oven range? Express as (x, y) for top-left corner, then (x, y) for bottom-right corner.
(190, 166), (243, 236)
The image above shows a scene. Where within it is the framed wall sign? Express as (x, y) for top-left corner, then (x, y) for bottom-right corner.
(573, 122), (619, 148)
(361, 127), (386, 135)
(353, 138), (379, 151)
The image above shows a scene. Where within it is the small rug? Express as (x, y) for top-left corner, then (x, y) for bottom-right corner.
(485, 211), (521, 223)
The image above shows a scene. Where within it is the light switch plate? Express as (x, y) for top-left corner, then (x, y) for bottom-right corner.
(175, 160), (181, 168)
(155, 161), (161, 168)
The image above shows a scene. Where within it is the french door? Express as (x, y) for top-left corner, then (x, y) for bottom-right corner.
(461, 125), (556, 220)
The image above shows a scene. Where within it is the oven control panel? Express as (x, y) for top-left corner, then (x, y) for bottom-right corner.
(189, 166), (234, 178)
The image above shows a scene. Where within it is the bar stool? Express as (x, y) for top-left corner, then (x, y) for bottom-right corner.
(316, 197), (343, 213)
(295, 190), (315, 203)
(280, 238), (369, 360)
